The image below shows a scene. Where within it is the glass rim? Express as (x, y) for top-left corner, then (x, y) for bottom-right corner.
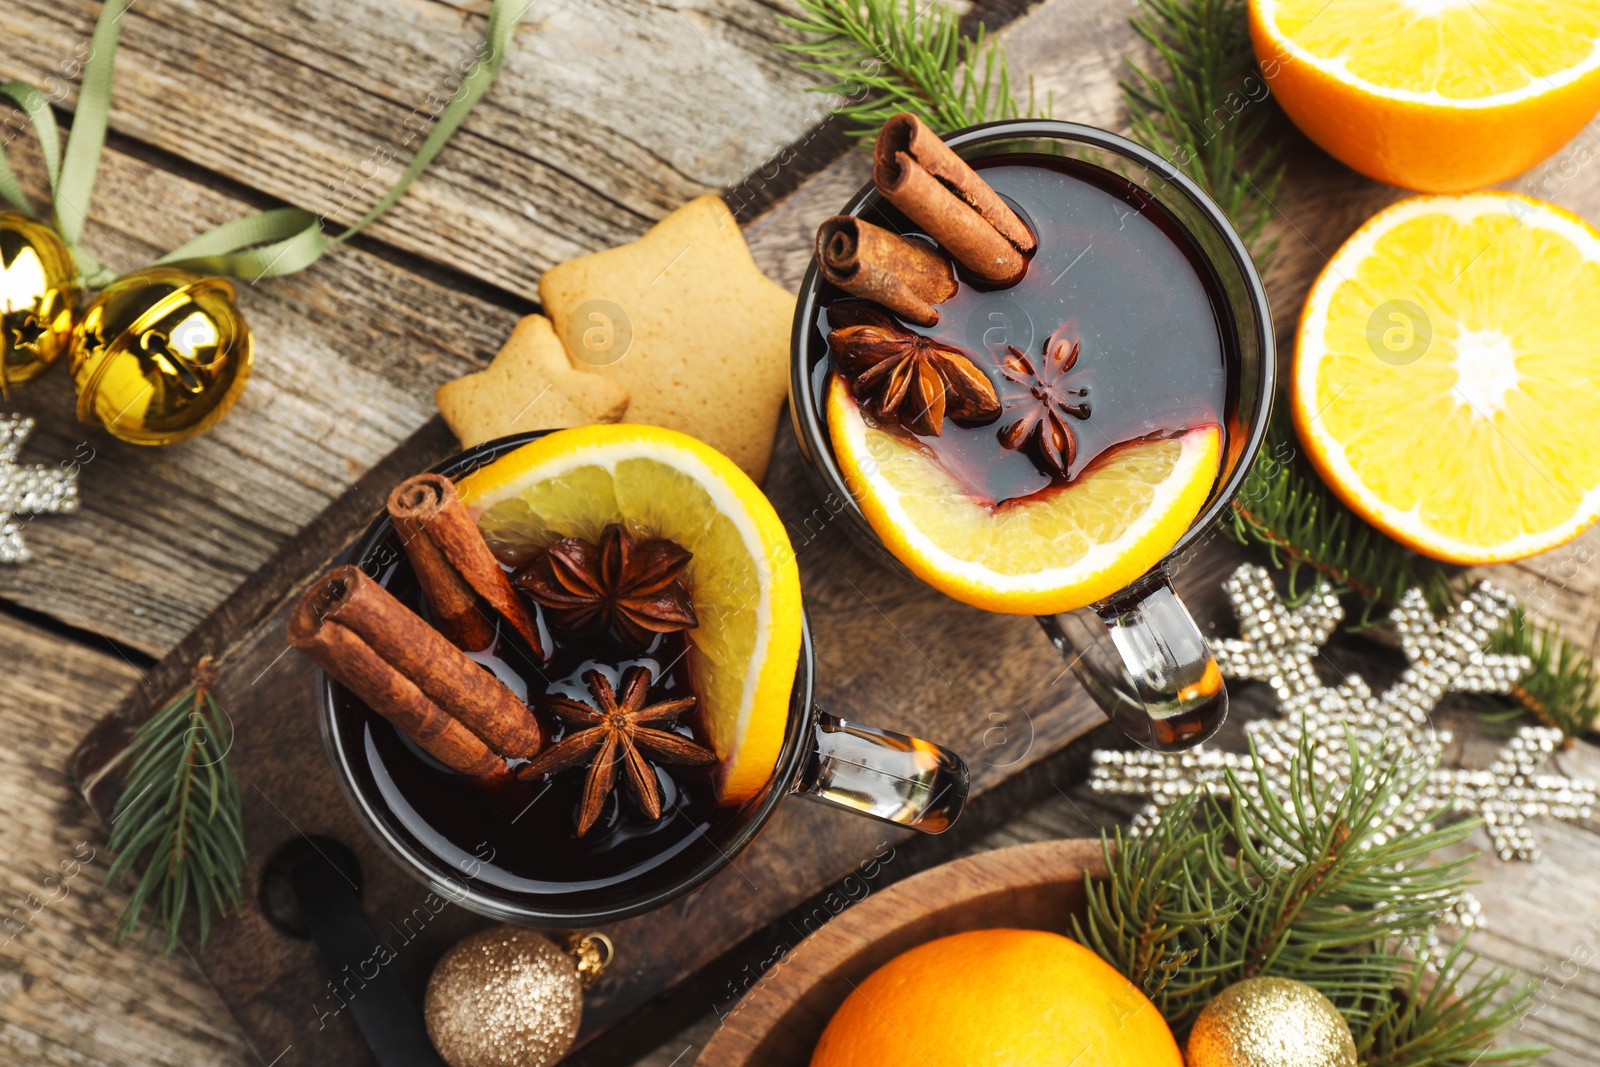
(316, 432), (819, 927)
(788, 116), (1277, 563)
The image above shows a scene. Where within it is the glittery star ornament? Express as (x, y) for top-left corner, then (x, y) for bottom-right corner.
(0, 414), (77, 563)
(1091, 564), (1597, 863)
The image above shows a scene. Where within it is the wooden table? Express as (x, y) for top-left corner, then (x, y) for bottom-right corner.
(2, 1), (1599, 1064)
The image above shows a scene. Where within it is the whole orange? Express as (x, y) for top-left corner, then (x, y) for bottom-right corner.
(1250, 0), (1600, 193)
(809, 929), (1181, 1067)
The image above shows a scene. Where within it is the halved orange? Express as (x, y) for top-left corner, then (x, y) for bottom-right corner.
(1293, 192), (1600, 564)
(1251, 0), (1600, 192)
(455, 424), (803, 802)
(827, 377), (1221, 616)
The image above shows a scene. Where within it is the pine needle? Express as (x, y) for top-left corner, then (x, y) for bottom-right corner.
(1119, 0), (1600, 735)
(769, 0), (1600, 737)
(1354, 938), (1544, 1067)
(1077, 735), (1547, 1063)
(103, 659), (245, 953)
(766, 4), (1573, 1058)
(1487, 606), (1600, 741)
(1226, 409), (1456, 623)
(1123, 0), (1283, 266)
(777, 0), (1049, 139)
(1114, 0), (1452, 622)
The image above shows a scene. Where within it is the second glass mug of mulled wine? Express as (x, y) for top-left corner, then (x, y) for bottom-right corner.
(791, 118), (1275, 751)
(317, 433), (968, 927)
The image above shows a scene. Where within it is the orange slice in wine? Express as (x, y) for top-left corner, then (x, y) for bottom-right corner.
(456, 424), (803, 803)
(827, 376), (1221, 616)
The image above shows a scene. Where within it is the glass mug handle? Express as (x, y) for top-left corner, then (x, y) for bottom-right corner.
(1037, 565), (1226, 751)
(793, 711), (969, 833)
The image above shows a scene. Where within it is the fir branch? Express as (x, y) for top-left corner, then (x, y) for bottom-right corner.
(1227, 408), (1456, 623)
(1231, 430), (1598, 735)
(103, 660), (245, 953)
(1115, 0), (1600, 733)
(777, 0), (1047, 139)
(1355, 939), (1545, 1067)
(1122, 0), (1283, 265)
(1078, 735), (1545, 1065)
(769, 0), (1600, 736)
(1111, 0), (1451, 622)
(1076, 795), (1227, 1014)
(1210, 737), (1474, 1011)
(1487, 606), (1600, 742)
(1231, 431), (1597, 734)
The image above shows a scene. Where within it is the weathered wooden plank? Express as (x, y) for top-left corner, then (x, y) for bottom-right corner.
(0, 610), (252, 1067)
(632, 711), (1600, 1067)
(0, 0), (831, 298)
(0, 138), (520, 657)
(21, 586), (1598, 1067)
(1405, 717), (1600, 1067)
(20, 0), (1600, 1063)
(72, 413), (1217, 1066)
(1, 1), (1593, 669)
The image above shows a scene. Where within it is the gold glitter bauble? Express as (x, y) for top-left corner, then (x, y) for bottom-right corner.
(0, 212), (79, 396)
(1187, 977), (1357, 1067)
(68, 268), (252, 446)
(424, 927), (612, 1067)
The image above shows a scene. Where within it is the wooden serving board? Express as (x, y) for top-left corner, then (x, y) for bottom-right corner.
(51, 9), (1253, 1060)
(67, 413), (1243, 1066)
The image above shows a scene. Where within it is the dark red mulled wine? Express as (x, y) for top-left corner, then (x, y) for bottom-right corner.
(331, 552), (751, 898)
(812, 154), (1233, 504)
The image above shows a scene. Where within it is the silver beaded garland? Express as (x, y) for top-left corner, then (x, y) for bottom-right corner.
(1091, 564), (1596, 866)
(0, 414), (77, 563)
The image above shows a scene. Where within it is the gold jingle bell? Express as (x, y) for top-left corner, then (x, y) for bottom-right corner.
(69, 267), (253, 446)
(0, 212), (80, 396)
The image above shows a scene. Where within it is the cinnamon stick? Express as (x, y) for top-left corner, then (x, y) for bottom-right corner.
(289, 565), (546, 760)
(388, 473), (542, 657)
(289, 596), (504, 777)
(815, 216), (957, 327)
(873, 112), (1036, 285)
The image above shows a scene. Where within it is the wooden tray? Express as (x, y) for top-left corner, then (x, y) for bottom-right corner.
(698, 838), (1108, 1067)
(68, 421), (1245, 1067)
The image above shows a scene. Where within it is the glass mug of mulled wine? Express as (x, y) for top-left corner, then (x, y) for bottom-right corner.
(791, 117), (1274, 751)
(315, 433), (968, 927)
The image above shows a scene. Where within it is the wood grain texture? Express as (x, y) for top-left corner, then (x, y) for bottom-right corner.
(0, 0), (830, 297)
(629, 764), (1151, 1066)
(0, 611), (252, 1067)
(0, 138), (519, 657)
(1432, 725), (1600, 1067)
(5, 0), (1600, 1063)
(66, 416), (1171, 1067)
(638, 706), (1600, 1067)
(697, 838), (1109, 1067)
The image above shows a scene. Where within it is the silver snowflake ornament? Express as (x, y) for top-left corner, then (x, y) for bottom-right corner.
(1091, 564), (1596, 863)
(1209, 563), (1342, 706)
(0, 414), (77, 563)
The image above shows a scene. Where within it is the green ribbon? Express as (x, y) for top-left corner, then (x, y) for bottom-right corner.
(1, 0), (525, 288)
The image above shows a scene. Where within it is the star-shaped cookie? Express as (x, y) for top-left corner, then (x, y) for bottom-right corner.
(538, 196), (795, 482)
(436, 314), (629, 448)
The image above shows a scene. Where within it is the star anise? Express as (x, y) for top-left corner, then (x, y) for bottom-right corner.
(520, 666), (715, 836)
(997, 319), (1091, 478)
(512, 524), (697, 648)
(828, 306), (999, 436)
